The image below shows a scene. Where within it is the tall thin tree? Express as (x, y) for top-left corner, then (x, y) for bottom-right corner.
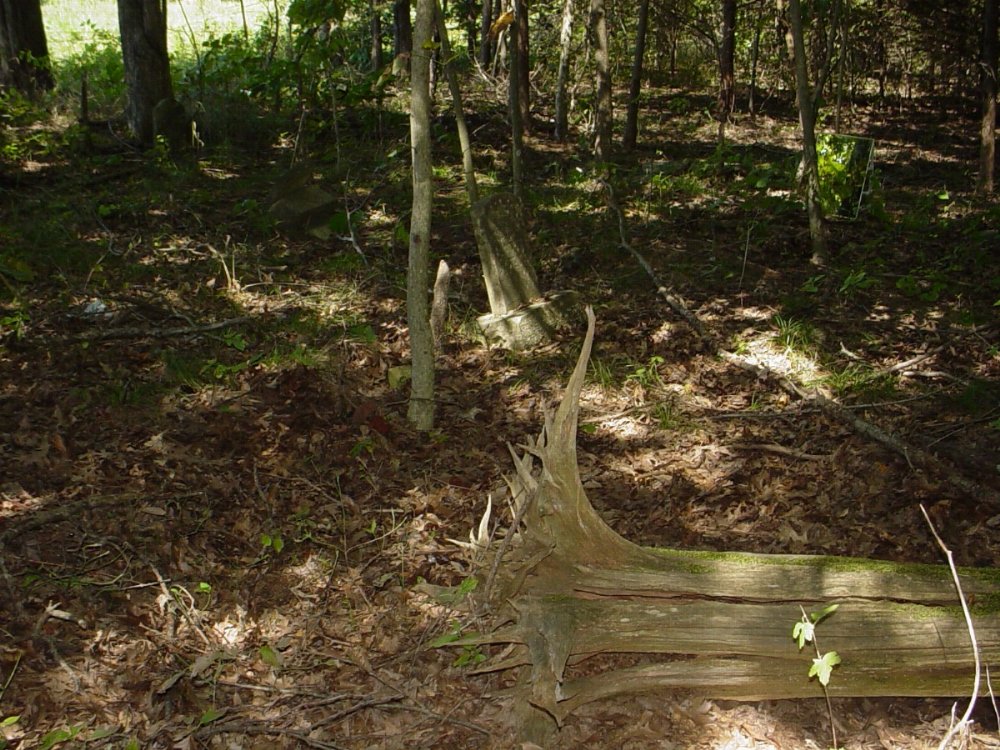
(515, 0), (530, 128)
(371, 0), (384, 71)
(978, 0), (998, 195)
(787, 0), (828, 265)
(717, 0), (737, 122)
(622, 0), (649, 149)
(554, 0), (576, 140)
(589, 0), (612, 161)
(407, 0), (435, 429)
(479, 0), (495, 66)
(394, 0), (413, 70)
(509, 0), (526, 197)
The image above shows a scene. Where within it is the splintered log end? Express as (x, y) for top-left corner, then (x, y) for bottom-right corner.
(550, 305), (595, 453)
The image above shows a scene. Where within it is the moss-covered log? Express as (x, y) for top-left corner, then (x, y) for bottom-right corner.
(475, 307), (1000, 744)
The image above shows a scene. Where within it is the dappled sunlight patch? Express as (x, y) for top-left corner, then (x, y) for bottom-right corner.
(743, 331), (823, 384)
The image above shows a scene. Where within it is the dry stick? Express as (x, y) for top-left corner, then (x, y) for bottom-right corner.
(62, 315), (254, 343)
(194, 719), (348, 750)
(721, 348), (1000, 507)
(600, 180), (709, 341)
(920, 504), (981, 750)
(601, 180), (1000, 508)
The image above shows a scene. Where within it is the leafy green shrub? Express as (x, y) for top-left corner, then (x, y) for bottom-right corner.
(52, 25), (126, 114)
(816, 134), (874, 218)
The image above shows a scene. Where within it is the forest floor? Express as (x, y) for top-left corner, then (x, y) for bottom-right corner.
(1, 83), (1000, 749)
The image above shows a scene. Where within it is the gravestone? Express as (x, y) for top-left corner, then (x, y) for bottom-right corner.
(471, 192), (577, 349)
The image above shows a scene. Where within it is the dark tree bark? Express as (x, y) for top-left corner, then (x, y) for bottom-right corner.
(509, 0), (525, 198)
(717, 0), (737, 119)
(622, 0), (649, 150)
(0, 0), (53, 94)
(589, 0), (612, 161)
(978, 0), (998, 195)
(515, 0), (530, 128)
(117, 0), (172, 147)
(479, 0), (494, 67)
(748, 0), (765, 118)
(394, 0), (413, 60)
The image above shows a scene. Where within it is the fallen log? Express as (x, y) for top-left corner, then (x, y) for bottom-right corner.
(467, 307), (1000, 745)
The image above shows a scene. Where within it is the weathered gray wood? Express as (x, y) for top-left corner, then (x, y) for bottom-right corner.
(471, 192), (541, 315)
(475, 307), (1000, 744)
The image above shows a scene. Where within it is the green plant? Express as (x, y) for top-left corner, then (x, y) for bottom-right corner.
(0, 308), (28, 340)
(896, 272), (947, 302)
(772, 315), (816, 352)
(38, 725), (82, 750)
(649, 171), (708, 200)
(428, 615), (487, 667)
(651, 400), (685, 430)
(800, 274), (825, 293)
(589, 358), (616, 390)
(793, 603), (842, 749)
(260, 531), (285, 555)
(626, 355), (665, 389)
(221, 329), (248, 351)
(838, 268), (875, 297)
(350, 435), (375, 458)
(819, 364), (896, 399)
(816, 134), (874, 218)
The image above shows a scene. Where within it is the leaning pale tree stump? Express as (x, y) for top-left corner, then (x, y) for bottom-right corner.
(471, 192), (577, 349)
(463, 307), (1000, 746)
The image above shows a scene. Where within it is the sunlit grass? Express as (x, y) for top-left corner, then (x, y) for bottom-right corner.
(43, 0), (281, 60)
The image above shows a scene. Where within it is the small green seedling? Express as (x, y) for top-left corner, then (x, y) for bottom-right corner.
(428, 619), (486, 668)
(793, 603), (842, 749)
(260, 532), (284, 554)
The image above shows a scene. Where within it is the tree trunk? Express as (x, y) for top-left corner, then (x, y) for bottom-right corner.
(589, 0), (612, 161)
(786, 0), (827, 265)
(622, 0), (649, 150)
(371, 0), (384, 72)
(833, 0), (849, 132)
(466, 309), (1000, 745)
(978, 0), (998, 196)
(509, 4), (525, 199)
(717, 0), (737, 121)
(434, 0), (479, 205)
(0, 0), (53, 94)
(479, 0), (494, 67)
(515, 0), (530, 129)
(748, 0), (764, 119)
(407, 0), (435, 430)
(553, 0), (575, 140)
(394, 0), (413, 63)
(117, 0), (172, 147)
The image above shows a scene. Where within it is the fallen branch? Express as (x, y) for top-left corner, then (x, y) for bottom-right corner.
(61, 315), (254, 343)
(600, 180), (711, 342)
(722, 350), (1000, 507)
(604, 178), (1000, 507)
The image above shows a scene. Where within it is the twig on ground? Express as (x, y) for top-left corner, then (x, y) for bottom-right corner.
(600, 179), (711, 342)
(61, 315), (254, 343)
(723, 350), (1000, 507)
(921, 504), (980, 750)
(730, 442), (826, 460)
(194, 719), (348, 749)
